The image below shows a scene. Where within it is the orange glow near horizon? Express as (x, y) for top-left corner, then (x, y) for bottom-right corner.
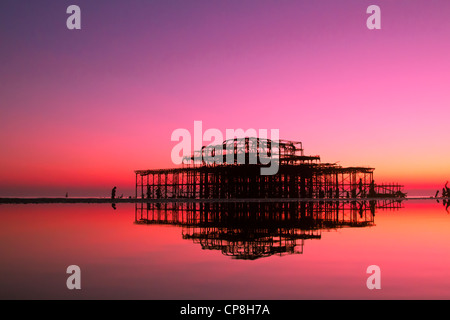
(1, 133), (448, 197)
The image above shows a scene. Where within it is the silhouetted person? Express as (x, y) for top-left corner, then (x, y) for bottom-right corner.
(358, 179), (363, 197)
(65, 192), (68, 198)
(111, 186), (117, 199)
(156, 187), (162, 199)
(369, 180), (375, 197)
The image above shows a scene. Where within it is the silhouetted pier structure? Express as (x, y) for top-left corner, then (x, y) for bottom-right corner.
(135, 200), (401, 259)
(135, 138), (404, 200)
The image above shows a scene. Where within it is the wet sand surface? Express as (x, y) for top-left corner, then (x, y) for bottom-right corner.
(0, 196), (444, 204)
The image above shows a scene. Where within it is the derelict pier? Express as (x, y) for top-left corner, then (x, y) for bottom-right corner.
(135, 138), (404, 200)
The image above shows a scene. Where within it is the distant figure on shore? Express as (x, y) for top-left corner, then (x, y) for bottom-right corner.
(358, 178), (363, 197)
(111, 186), (117, 199)
(369, 180), (376, 197)
(65, 192), (68, 198)
(156, 187), (161, 199)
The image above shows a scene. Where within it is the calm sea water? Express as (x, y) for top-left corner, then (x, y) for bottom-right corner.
(1, 199), (450, 299)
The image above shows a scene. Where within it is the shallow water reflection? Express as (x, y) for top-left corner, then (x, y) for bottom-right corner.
(135, 200), (401, 260)
(1, 200), (450, 299)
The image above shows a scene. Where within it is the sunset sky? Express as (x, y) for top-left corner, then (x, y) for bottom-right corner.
(1, 0), (450, 197)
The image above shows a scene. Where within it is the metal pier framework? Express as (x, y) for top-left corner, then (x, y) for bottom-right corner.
(135, 138), (404, 200)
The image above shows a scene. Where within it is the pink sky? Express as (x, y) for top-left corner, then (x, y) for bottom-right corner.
(1, 1), (450, 196)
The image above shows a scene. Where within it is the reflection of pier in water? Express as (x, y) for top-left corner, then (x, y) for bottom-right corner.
(135, 200), (402, 260)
